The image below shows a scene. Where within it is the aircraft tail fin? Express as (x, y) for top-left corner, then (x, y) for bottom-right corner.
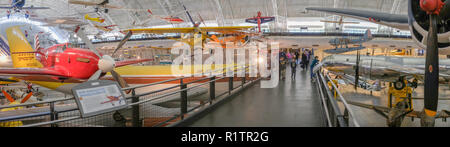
(6, 26), (42, 68)
(363, 29), (373, 41)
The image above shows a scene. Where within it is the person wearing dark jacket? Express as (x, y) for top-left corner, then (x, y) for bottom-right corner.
(294, 51), (300, 66)
(301, 52), (307, 70)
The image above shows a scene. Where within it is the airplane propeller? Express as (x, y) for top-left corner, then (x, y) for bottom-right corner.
(75, 26), (133, 90)
(419, 0), (446, 127)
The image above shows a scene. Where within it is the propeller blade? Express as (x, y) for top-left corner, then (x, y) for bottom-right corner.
(422, 13), (440, 127)
(2, 90), (15, 103)
(183, 5), (196, 26)
(110, 70), (129, 88)
(88, 70), (103, 81)
(20, 92), (33, 104)
(75, 26), (101, 58)
(112, 31), (133, 57)
(441, 0), (450, 20)
(110, 70), (131, 94)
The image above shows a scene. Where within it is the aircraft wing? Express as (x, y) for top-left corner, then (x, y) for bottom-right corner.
(116, 59), (153, 68)
(69, 0), (121, 9)
(127, 28), (196, 34)
(21, 7), (50, 10)
(405, 110), (450, 119)
(200, 26), (254, 34)
(383, 66), (450, 78)
(305, 7), (409, 30)
(68, 0), (100, 6)
(437, 110), (450, 119)
(103, 4), (122, 9)
(0, 68), (66, 77)
(0, 6), (11, 9)
(344, 99), (391, 113)
(30, 18), (86, 25)
(127, 26), (253, 34)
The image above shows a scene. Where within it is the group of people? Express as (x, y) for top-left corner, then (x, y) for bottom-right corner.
(279, 49), (319, 81)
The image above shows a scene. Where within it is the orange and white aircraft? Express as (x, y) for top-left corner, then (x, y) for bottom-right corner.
(125, 5), (255, 49)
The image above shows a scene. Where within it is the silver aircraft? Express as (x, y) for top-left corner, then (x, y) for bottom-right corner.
(316, 54), (450, 127)
(320, 54), (450, 83)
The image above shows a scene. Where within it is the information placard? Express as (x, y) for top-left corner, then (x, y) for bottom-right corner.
(72, 80), (127, 118)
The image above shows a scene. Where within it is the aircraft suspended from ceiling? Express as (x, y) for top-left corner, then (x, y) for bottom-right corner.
(125, 4), (255, 49)
(245, 11), (275, 33)
(133, 9), (185, 27)
(324, 29), (374, 54)
(320, 16), (360, 30)
(68, 0), (149, 13)
(0, 0), (50, 18)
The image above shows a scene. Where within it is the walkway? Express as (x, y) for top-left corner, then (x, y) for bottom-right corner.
(188, 67), (326, 127)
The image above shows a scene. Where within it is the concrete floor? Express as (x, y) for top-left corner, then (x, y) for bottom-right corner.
(189, 67), (326, 127)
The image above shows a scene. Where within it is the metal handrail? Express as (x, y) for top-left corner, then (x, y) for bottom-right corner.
(315, 66), (360, 127)
(318, 72), (347, 126)
(325, 73), (360, 127)
(315, 72), (333, 127)
(1, 64), (254, 127)
(0, 97), (74, 109)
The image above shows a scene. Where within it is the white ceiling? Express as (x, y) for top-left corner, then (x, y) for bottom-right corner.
(0, 0), (409, 34)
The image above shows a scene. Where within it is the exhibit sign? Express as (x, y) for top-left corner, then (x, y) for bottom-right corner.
(72, 80), (128, 118)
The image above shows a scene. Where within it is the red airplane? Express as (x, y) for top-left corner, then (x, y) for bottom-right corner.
(159, 16), (184, 24)
(245, 11), (275, 33)
(135, 9), (185, 26)
(101, 96), (123, 106)
(0, 26), (150, 94)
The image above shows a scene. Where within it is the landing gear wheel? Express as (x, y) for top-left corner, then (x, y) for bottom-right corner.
(113, 111), (125, 121)
(394, 80), (405, 90)
(411, 79), (418, 89)
(105, 9), (109, 13)
(95, 7), (99, 13)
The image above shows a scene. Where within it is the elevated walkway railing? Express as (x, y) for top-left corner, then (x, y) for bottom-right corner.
(314, 66), (360, 127)
(0, 65), (259, 127)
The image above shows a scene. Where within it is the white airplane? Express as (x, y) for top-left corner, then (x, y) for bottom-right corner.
(30, 16), (87, 26)
(68, 0), (149, 13)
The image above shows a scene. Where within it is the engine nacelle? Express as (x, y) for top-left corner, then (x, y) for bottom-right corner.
(408, 0), (450, 55)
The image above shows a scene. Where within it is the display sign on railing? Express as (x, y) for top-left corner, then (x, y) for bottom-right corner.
(72, 80), (127, 118)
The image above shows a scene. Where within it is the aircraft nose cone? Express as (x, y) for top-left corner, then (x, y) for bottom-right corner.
(98, 55), (116, 73)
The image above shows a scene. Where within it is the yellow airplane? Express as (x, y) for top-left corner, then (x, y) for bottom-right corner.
(84, 14), (105, 23)
(124, 5), (254, 49)
(125, 26), (254, 49)
(390, 49), (406, 56)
